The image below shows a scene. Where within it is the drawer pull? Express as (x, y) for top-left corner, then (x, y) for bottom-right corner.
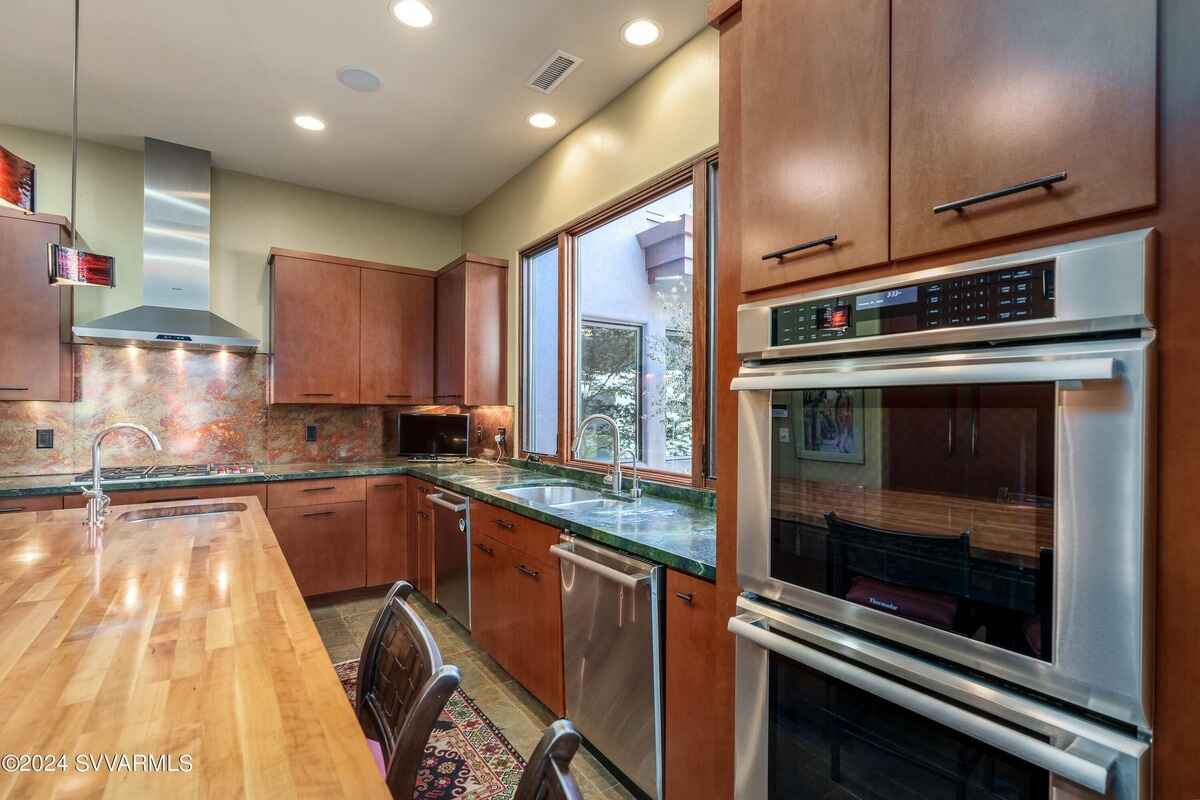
(303, 511), (336, 519)
(302, 486), (336, 493)
(675, 591), (694, 604)
(516, 564), (539, 579)
(933, 171), (1067, 215)
(386, 393), (413, 398)
(763, 234), (837, 262)
(493, 519), (515, 530)
(301, 392), (335, 397)
(474, 542), (495, 556)
(1, 386), (30, 392)
(373, 483), (403, 490)
(0, 507), (27, 514)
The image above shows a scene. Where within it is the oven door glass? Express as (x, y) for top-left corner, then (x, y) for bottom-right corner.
(770, 383), (1054, 661)
(770, 652), (1050, 799)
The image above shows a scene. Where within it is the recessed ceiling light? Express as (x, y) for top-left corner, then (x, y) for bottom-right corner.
(528, 112), (557, 129)
(293, 114), (326, 131)
(621, 18), (662, 47)
(392, 0), (433, 28)
(337, 66), (382, 93)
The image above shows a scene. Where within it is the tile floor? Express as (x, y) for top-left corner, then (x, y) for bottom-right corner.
(307, 585), (636, 800)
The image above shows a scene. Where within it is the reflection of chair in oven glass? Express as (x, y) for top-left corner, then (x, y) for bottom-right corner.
(824, 512), (972, 633)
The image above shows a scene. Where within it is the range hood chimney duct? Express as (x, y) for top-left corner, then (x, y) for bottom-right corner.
(71, 138), (259, 353)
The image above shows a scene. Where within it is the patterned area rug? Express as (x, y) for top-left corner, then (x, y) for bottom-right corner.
(335, 659), (525, 799)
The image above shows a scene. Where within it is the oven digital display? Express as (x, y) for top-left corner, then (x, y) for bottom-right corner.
(820, 305), (851, 330)
(856, 286), (918, 310)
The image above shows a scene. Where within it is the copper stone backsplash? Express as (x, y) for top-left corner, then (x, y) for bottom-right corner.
(0, 345), (512, 477)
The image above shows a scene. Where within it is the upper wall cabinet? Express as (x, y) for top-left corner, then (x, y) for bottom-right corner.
(435, 254), (507, 406)
(890, 0), (1157, 260)
(270, 251), (361, 404)
(361, 268), (434, 405)
(0, 209), (74, 402)
(739, 0), (890, 292)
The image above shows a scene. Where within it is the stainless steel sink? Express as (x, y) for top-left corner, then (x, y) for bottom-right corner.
(553, 497), (635, 513)
(497, 483), (605, 506)
(117, 502), (247, 523)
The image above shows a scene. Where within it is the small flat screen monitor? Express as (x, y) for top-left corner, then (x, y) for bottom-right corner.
(398, 413), (470, 457)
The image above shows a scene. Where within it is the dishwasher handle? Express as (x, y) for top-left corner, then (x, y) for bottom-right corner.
(429, 493), (467, 513)
(550, 543), (651, 590)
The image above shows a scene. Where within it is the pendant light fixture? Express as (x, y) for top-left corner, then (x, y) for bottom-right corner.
(48, 0), (115, 288)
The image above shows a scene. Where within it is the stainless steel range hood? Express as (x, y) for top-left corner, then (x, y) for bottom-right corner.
(72, 138), (259, 353)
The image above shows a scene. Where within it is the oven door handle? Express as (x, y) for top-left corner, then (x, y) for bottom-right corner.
(730, 356), (1115, 391)
(728, 615), (1115, 795)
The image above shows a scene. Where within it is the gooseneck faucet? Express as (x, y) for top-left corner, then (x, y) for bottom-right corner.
(572, 414), (624, 495)
(82, 423), (162, 548)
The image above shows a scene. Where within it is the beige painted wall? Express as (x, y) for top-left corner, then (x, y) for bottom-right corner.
(1, 123), (462, 351)
(461, 28), (720, 407)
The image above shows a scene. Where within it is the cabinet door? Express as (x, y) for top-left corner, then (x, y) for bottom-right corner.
(891, 0), (1156, 259)
(0, 217), (72, 401)
(271, 256), (360, 404)
(0, 495), (64, 513)
(360, 270), (434, 405)
(469, 534), (504, 657)
(739, 0), (890, 292)
(665, 571), (726, 800)
(463, 262), (507, 406)
(512, 551), (565, 716)
(366, 476), (409, 586)
(434, 264), (466, 404)
(408, 481), (437, 599)
(267, 501), (366, 597)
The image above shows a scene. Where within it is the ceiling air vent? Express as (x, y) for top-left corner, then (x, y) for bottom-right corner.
(527, 50), (582, 95)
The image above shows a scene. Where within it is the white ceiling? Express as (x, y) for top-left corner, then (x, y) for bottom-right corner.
(1, 0), (708, 215)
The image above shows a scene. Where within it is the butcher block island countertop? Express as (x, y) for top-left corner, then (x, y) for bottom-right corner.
(0, 497), (390, 799)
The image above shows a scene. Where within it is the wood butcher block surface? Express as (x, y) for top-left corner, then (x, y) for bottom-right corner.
(0, 498), (389, 799)
(774, 480), (1053, 563)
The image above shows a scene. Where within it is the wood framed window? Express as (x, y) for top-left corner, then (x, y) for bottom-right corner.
(518, 150), (717, 487)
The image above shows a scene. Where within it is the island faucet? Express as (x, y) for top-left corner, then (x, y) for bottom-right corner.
(82, 423), (162, 548)
(572, 414), (625, 495)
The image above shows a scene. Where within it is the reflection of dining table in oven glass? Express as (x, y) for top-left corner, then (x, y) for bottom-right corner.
(769, 480), (1054, 661)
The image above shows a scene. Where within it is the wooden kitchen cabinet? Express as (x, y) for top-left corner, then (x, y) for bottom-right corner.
(435, 253), (507, 406)
(890, 0), (1157, 259)
(268, 501), (367, 597)
(0, 209), (74, 402)
(0, 495), (64, 514)
(269, 252), (361, 404)
(409, 479), (437, 599)
(665, 570), (726, 800)
(738, 0), (890, 292)
(360, 268), (435, 405)
(366, 476), (410, 586)
(511, 546), (565, 716)
(469, 533), (506, 661)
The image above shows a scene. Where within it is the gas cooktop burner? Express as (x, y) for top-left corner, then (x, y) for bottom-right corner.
(71, 463), (262, 485)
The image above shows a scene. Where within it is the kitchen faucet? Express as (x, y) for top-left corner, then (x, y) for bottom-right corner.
(572, 414), (642, 498)
(82, 423), (162, 548)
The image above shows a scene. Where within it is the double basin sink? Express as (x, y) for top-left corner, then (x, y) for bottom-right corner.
(496, 481), (635, 513)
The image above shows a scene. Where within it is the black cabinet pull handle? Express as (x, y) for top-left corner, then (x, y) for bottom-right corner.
(0, 386), (30, 391)
(763, 234), (837, 262)
(474, 542), (495, 556)
(493, 519), (514, 530)
(675, 591), (694, 604)
(301, 392), (335, 397)
(386, 394), (413, 399)
(933, 171), (1067, 215)
(516, 564), (539, 578)
(0, 507), (26, 514)
(373, 483), (403, 490)
(302, 486), (335, 493)
(303, 511), (335, 518)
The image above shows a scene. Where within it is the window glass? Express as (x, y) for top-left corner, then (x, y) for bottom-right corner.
(522, 244), (559, 456)
(575, 183), (694, 474)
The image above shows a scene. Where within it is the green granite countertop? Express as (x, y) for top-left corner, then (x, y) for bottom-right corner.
(0, 460), (717, 580)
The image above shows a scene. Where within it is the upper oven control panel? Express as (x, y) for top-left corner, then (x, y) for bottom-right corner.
(773, 262), (1055, 347)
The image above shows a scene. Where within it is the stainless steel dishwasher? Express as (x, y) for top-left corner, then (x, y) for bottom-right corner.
(430, 490), (470, 629)
(551, 534), (663, 800)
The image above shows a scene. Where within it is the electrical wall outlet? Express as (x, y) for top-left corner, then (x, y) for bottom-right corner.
(305, 424), (318, 442)
(36, 428), (54, 449)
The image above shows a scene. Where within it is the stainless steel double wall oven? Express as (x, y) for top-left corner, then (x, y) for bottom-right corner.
(730, 229), (1156, 799)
